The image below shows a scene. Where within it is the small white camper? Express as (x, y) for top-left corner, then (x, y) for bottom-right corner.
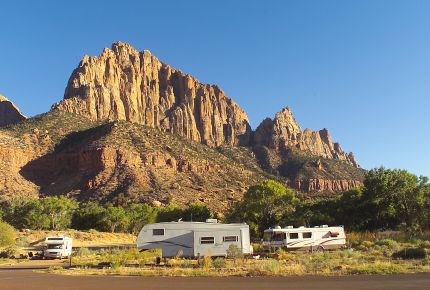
(137, 220), (253, 258)
(43, 236), (73, 259)
(263, 225), (346, 251)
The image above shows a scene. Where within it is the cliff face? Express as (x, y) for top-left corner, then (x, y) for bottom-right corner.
(254, 107), (358, 167)
(253, 108), (363, 192)
(0, 95), (26, 126)
(53, 42), (251, 147)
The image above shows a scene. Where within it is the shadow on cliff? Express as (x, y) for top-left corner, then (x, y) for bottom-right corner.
(19, 123), (114, 198)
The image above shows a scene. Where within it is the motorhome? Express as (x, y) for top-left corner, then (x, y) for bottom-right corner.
(43, 236), (73, 259)
(263, 225), (346, 251)
(137, 220), (253, 258)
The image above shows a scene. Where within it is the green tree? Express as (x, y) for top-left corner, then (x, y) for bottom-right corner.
(41, 197), (78, 230)
(183, 202), (213, 222)
(361, 167), (429, 230)
(72, 201), (106, 231)
(229, 180), (298, 238)
(103, 205), (129, 232)
(0, 221), (16, 247)
(125, 203), (157, 234)
(156, 204), (184, 222)
(2, 199), (49, 230)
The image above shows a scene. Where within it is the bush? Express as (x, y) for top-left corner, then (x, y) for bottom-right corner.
(75, 247), (91, 257)
(0, 246), (18, 258)
(213, 258), (226, 269)
(0, 221), (16, 247)
(392, 247), (427, 260)
(226, 244), (244, 260)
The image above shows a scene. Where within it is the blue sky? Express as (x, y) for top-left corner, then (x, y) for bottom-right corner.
(1, 0), (429, 177)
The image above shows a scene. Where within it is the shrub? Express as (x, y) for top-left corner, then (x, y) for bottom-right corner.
(0, 246), (18, 258)
(199, 255), (213, 269)
(275, 248), (293, 261)
(376, 239), (399, 249)
(75, 247), (91, 257)
(226, 244), (244, 260)
(213, 258), (226, 269)
(392, 247), (427, 260)
(0, 221), (16, 247)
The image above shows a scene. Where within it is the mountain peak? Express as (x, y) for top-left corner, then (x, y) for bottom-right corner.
(0, 94), (26, 126)
(53, 42), (251, 147)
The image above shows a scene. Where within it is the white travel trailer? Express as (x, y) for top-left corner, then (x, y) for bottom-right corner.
(43, 236), (73, 259)
(137, 220), (253, 258)
(263, 225), (346, 251)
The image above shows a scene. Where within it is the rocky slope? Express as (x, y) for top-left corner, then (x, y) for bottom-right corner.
(53, 42), (251, 147)
(0, 95), (26, 126)
(0, 111), (271, 214)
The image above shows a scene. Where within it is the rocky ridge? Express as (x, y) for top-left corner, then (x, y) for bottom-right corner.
(0, 95), (26, 126)
(53, 42), (251, 147)
(254, 107), (358, 167)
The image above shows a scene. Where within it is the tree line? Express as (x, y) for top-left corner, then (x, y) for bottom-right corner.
(0, 199), (212, 234)
(228, 167), (430, 238)
(0, 167), (428, 238)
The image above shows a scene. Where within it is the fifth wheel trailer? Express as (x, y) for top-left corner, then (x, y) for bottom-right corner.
(263, 225), (346, 251)
(137, 220), (253, 258)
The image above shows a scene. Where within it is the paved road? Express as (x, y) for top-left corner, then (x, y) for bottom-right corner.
(1, 262), (429, 290)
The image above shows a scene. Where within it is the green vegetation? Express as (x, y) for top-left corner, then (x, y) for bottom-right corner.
(0, 198), (213, 233)
(0, 221), (16, 247)
(229, 180), (298, 237)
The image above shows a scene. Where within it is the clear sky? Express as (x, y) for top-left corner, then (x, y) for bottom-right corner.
(1, 0), (429, 178)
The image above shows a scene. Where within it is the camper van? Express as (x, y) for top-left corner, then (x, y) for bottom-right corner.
(43, 236), (73, 259)
(263, 225), (346, 251)
(137, 220), (253, 258)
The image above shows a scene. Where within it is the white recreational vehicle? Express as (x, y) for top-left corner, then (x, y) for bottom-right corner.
(43, 236), (73, 259)
(263, 225), (346, 251)
(137, 220), (253, 258)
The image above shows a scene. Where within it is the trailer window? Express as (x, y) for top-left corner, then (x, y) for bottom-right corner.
(303, 232), (312, 239)
(200, 237), (215, 244)
(273, 233), (285, 241)
(153, 229), (165, 236)
(289, 233), (299, 239)
(223, 236), (238, 242)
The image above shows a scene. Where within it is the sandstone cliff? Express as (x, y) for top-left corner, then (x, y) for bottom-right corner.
(254, 107), (358, 167)
(252, 108), (363, 192)
(53, 42), (251, 147)
(0, 95), (26, 126)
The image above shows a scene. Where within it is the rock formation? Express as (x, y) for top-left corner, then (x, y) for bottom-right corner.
(53, 42), (251, 147)
(0, 95), (26, 126)
(0, 42), (364, 206)
(254, 107), (358, 167)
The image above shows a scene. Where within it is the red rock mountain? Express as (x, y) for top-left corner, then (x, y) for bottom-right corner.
(254, 107), (358, 167)
(0, 42), (364, 209)
(0, 95), (26, 127)
(53, 42), (251, 147)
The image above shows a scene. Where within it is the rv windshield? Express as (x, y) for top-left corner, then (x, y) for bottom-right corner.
(47, 245), (63, 249)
